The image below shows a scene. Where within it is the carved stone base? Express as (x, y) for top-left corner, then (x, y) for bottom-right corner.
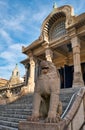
(19, 120), (66, 130)
(72, 72), (84, 87)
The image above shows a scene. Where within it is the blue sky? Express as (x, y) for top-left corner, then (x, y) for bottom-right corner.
(0, 0), (85, 80)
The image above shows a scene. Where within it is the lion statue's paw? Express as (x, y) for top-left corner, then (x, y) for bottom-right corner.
(45, 115), (61, 123)
(27, 115), (39, 122)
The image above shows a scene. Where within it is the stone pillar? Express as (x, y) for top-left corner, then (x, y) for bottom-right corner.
(71, 36), (84, 87)
(35, 59), (41, 81)
(45, 48), (53, 62)
(27, 53), (35, 92)
(24, 63), (30, 86)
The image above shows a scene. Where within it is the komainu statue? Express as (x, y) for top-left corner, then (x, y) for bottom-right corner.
(28, 60), (62, 123)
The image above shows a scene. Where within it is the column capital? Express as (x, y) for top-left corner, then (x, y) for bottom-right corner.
(71, 36), (80, 48)
(42, 41), (49, 49)
(27, 51), (35, 63)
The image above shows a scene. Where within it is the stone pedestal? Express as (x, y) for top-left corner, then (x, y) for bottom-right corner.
(72, 72), (84, 87)
(19, 120), (66, 130)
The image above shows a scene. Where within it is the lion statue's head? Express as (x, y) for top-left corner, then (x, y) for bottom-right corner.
(40, 60), (59, 77)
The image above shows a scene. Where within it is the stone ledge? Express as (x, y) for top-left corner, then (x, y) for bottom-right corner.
(19, 120), (66, 130)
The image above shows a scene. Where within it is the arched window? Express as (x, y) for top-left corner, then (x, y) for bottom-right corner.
(12, 72), (14, 75)
(16, 72), (18, 76)
(50, 20), (66, 41)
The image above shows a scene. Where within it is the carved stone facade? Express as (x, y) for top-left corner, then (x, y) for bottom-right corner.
(21, 5), (85, 92)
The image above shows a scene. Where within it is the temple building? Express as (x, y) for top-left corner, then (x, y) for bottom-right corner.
(21, 5), (85, 92)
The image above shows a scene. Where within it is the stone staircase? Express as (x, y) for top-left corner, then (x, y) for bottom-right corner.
(0, 88), (79, 130)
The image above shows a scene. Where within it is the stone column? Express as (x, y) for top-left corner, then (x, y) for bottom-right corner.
(45, 48), (53, 62)
(35, 59), (41, 81)
(27, 53), (35, 92)
(24, 63), (30, 86)
(71, 36), (84, 87)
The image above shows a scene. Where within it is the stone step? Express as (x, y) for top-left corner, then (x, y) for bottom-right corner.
(12, 95), (33, 104)
(0, 108), (32, 112)
(0, 109), (32, 115)
(0, 116), (26, 123)
(0, 120), (18, 128)
(0, 113), (28, 119)
(0, 125), (18, 130)
(1, 93), (74, 107)
(1, 104), (32, 109)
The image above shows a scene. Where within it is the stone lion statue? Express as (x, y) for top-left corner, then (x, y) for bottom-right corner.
(28, 60), (62, 123)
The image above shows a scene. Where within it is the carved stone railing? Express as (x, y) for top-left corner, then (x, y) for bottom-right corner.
(0, 82), (25, 104)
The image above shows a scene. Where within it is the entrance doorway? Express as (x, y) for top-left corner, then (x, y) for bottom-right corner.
(59, 65), (73, 89)
(81, 63), (85, 85)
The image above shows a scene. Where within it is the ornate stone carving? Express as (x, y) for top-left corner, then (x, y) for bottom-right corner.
(62, 6), (74, 27)
(63, 6), (71, 16)
(27, 60), (62, 123)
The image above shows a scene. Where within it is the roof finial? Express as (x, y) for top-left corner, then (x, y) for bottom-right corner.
(53, 1), (57, 9)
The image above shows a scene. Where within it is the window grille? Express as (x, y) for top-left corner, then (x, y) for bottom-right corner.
(50, 20), (66, 40)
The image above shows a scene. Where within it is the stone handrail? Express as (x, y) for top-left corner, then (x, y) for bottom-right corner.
(61, 93), (76, 119)
(63, 87), (85, 130)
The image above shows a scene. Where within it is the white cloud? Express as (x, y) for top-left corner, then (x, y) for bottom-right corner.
(0, 42), (26, 80)
(9, 44), (24, 51)
(74, 1), (85, 14)
(0, 43), (26, 62)
(2, 13), (26, 32)
(0, 29), (12, 45)
(0, 0), (9, 10)
(0, 51), (15, 62)
(32, 8), (49, 22)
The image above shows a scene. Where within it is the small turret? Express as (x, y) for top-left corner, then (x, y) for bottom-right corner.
(7, 64), (21, 86)
(53, 2), (57, 9)
(12, 64), (20, 78)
